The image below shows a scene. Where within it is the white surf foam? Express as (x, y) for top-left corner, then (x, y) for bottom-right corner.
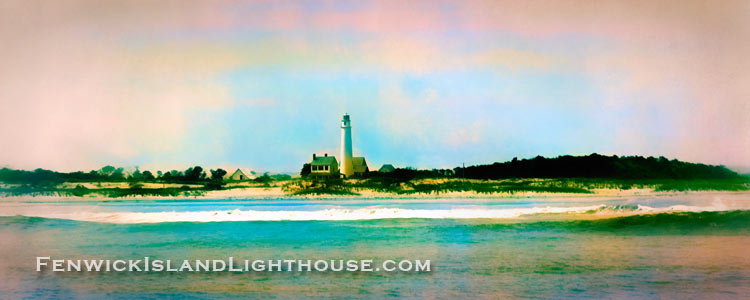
(2, 202), (746, 223)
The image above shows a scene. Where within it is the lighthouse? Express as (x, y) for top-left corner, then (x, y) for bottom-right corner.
(304, 113), (367, 178)
(340, 113), (354, 177)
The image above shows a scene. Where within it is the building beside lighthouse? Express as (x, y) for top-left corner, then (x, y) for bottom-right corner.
(309, 153), (339, 178)
(303, 113), (368, 178)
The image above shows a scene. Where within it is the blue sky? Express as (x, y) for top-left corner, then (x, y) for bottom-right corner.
(1, 0), (748, 173)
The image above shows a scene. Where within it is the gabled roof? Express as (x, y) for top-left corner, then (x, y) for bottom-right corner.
(311, 156), (338, 165)
(224, 168), (256, 179)
(352, 157), (368, 173)
(379, 164), (395, 172)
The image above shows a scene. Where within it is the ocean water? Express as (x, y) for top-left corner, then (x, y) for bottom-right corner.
(1, 194), (749, 299)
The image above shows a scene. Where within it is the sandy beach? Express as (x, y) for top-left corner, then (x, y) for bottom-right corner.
(1, 183), (745, 201)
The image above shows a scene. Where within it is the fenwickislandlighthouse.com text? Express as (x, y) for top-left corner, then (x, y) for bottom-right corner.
(36, 257), (431, 273)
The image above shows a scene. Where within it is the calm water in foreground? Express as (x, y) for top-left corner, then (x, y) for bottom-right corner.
(1, 194), (749, 299)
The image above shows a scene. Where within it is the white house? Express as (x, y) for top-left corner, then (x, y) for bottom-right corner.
(225, 168), (257, 181)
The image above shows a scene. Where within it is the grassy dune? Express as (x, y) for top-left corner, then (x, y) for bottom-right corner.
(1, 177), (748, 198)
(286, 177), (750, 196)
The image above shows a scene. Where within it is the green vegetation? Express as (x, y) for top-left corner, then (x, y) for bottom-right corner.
(651, 179), (750, 192)
(1, 154), (748, 197)
(455, 154), (740, 180)
(0, 166), (276, 198)
(0, 165), (227, 185)
(1, 184), (205, 198)
(348, 178), (592, 195)
(537, 178), (750, 192)
(0, 164), (301, 198)
(286, 177), (749, 196)
(291, 153), (749, 195)
(292, 186), (359, 196)
(285, 178), (359, 196)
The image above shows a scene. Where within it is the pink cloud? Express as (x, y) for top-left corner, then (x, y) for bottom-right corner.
(1, 0), (749, 170)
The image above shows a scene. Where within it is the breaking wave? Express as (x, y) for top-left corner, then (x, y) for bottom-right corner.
(1, 202), (747, 224)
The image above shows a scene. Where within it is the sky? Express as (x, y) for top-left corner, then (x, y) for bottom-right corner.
(1, 0), (749, 173)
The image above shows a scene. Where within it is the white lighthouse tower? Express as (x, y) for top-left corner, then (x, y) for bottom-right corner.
(340, 113), (354, 177)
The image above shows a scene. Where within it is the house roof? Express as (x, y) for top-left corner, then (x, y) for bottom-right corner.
(224, 168), (256, 179)
(352, 157), (368, 173)
(311, 156), (338, 166)
(379, 164), (395, 172)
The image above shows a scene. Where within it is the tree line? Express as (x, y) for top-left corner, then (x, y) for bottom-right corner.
(453, 154), (741, 180)
(2, 154), (742, 186)
(0, 165), (229, 185)
(357, 154), (741, 181)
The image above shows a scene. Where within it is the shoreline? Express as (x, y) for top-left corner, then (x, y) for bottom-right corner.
(3, 176), (748, 201)
(1, 188), (749, 202)
(1, 191), (749, 224)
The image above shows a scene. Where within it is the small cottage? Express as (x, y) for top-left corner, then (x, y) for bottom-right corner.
(309, 153), (339, 178)
(225, 168), (256, 181)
